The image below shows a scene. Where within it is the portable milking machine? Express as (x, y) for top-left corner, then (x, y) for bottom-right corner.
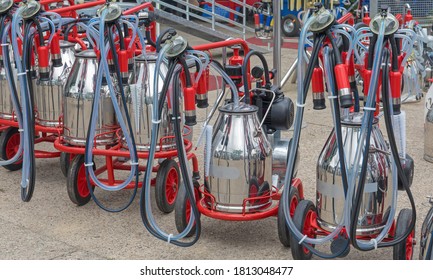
(52, 1), (202, 214)
(136, 21), (305, 244)
(277, 3), (417, 260)
(0, 0), (82, 201)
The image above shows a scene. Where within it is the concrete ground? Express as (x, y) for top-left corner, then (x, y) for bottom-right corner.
(0, 24), (432, 260)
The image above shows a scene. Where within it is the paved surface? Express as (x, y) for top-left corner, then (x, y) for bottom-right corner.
(0, 26), (432, 260)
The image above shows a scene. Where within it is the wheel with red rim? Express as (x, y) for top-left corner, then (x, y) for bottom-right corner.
(175, 180), (201, 237)
(393, 208), (415, 260)
(67, 154), (95, 206)
(155, 159), (180, 213)
(278, 187), (300, 247)
(0, 127), (23, 171)
(60, 152), (71, 177)
(290, 199), (317, 260)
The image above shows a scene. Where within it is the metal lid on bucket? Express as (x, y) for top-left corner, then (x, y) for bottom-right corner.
(74, 49), (97, 59)
(22, 0), (41, 19)
(0, 0), (13, 15)
(218, 103), (258, 114)
(60, 40), (76, 49)
(135, 53), (158, 63)
(340, 112), (379, 127)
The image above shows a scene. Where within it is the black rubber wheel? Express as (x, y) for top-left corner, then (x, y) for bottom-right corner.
(278, 187), (300, 247)
(67, 154), (95, 206)
(174, 180), (200, 237)
(155, 159), (180, 213)
(290, 199), (317, 260)
(0, 127), (23, 171)
(393, 208), (415, 260)
(281, 14), (300, 37)
(60, 152), (71, 177)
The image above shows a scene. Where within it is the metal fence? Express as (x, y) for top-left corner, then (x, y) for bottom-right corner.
(370, 0), (433, 27)
(151, 0), (255, 40)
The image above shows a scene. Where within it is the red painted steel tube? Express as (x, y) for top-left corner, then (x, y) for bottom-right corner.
(193, 38), (249, 54)
(197, 201), (279, 221)
(54, 138), (193, 159)
(337, 12), (354, 25)
(122, 2), (154, 15)
(40, 0), (74, 5)
(49, 0), (106, 14)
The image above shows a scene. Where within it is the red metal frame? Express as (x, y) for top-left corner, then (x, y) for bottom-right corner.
(196, 177), (304, 221)
(0, 117), (61, 159)
(54, 126), (199, 190)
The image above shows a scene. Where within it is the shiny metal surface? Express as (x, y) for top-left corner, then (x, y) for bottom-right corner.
(35, 41), (76, 127)
(208, 103), (273, 213)
(0, 46), (19, 120)
(316, 112), (393, 236)
(420, 203), (433, 259)
(62, 50), (117, 146)
(120, 54), (179, 151)
(0, 65), (13, 119)
(425, 108), (433, 162)
(268, 131), (299, 189)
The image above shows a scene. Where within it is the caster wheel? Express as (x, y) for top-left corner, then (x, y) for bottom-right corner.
(155, 159), (180, 213)
(60, 152), (71, 177)
(67, 154), (95, 206)
(0, 127), (23, 171)
(281, 14), (300, 37)
(393, 208), (415, 260)
(175, 180), (200, 237)
(290, 199), (317, 260)
(278, 187), (300, 247)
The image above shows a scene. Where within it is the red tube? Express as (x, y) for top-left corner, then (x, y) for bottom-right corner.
(195, 67), (209, 108)
(334, 64), (353, 108)
(38, 46), (50, 80)
(118, 50), (129, 81)
(363, 69), (372, 97)
(312, 67), (324, 93)
(118, 50), (128, 72)
(50, 32), (62, 66)
(183, 86), (197, 126)
(123, 2), (154, 15)
(312, 67), (325, 110)
(337, 13), (354, 25)
(389, 71), (402, 114)
(49, 0), (106, 14)
(50, 33), (61, 56)
(193, 38), (249, 54)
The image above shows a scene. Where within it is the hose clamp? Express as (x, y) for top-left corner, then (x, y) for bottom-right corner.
(296, 102), (306, 108)
(84, 162), (94, 167)
(364, 106), (376, 111)
(298, 235), (308, 245)
(167, 234), (173, 244)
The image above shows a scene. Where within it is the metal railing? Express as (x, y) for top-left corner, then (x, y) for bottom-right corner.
(370, 0), (433, 27)
(151, 0), (255, 40)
